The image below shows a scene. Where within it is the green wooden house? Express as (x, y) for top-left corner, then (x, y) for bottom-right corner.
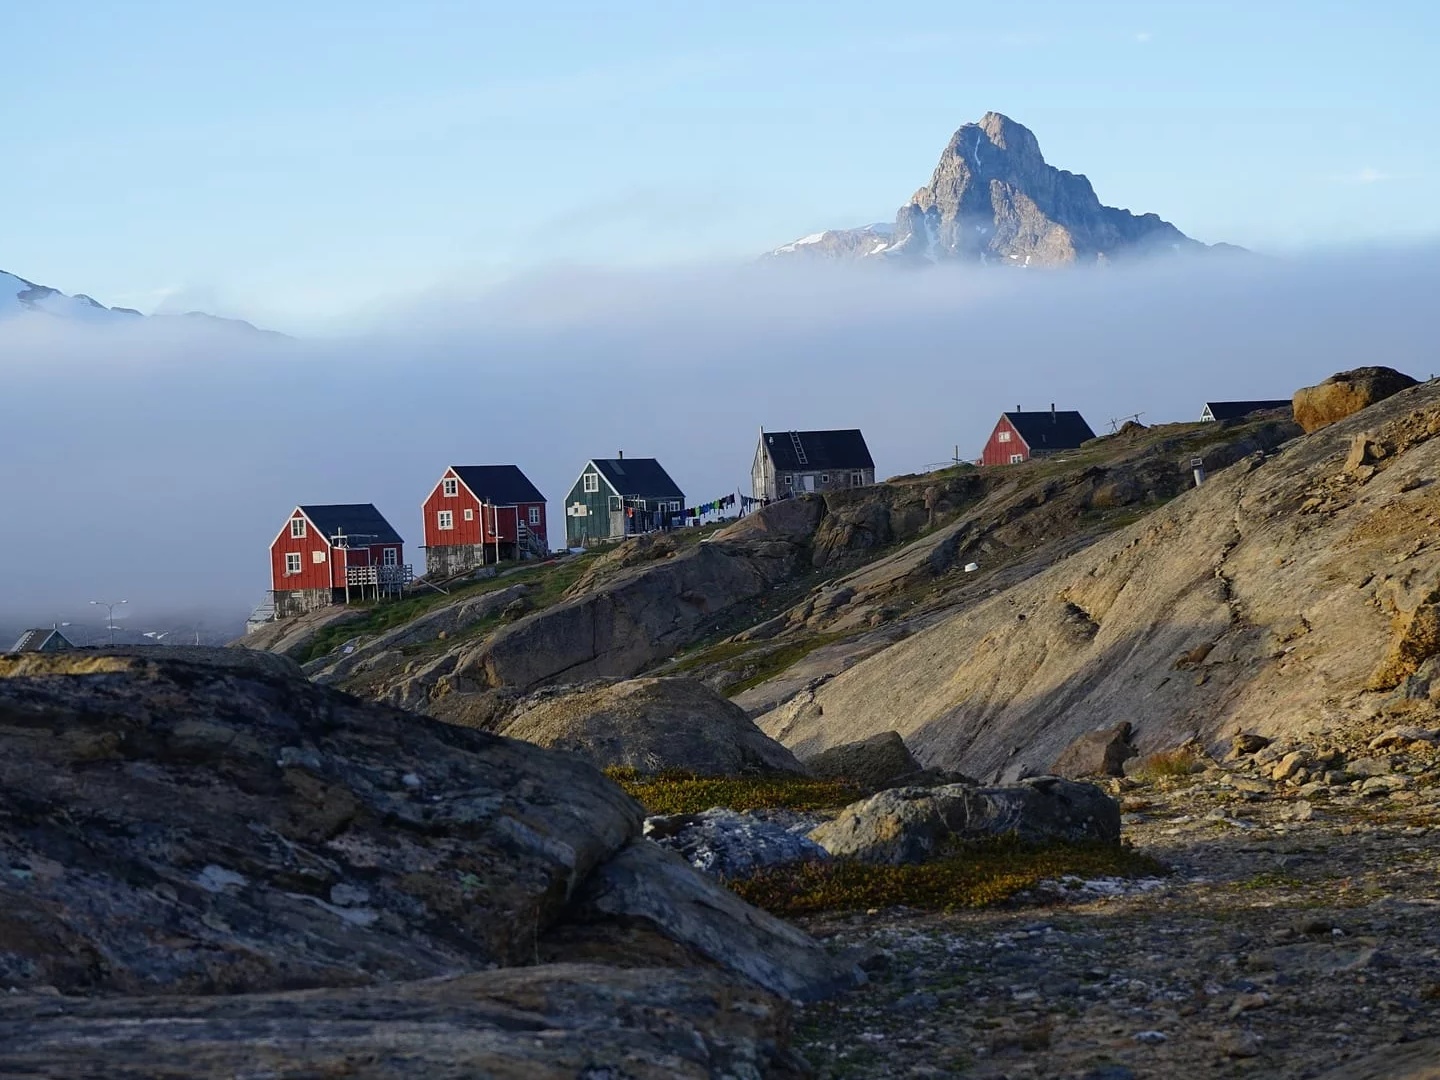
(564, 455), (685, 547)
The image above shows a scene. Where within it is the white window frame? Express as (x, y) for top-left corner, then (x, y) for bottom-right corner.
(1009, 453), (1026, 464)
(383, 547), (398, 566)
(284, 552), (302, 575)
(442, 477), (458, 497)
(820, 473), (829, 483)
(608, 496), (622, 512)
(783, 474), (793, 486)
(997, 430), (1012, 443)
(528, 506), (541, 525)
(437, 510), (454, 530)
(463, 508), (474, 521)
(290, 517), (306, 539)
(850, 471), (862, 485)
(583, 473), (599, 493)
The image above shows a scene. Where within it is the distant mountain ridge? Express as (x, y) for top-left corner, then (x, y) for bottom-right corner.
(0, 269), (282, 335)
(769, 112), (1241, 266)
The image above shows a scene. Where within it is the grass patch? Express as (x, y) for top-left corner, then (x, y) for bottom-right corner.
(1129, 746), (1207, 782)
(722, 632), (852, 696)
(729, 837), (1166, 916)
(609, 768), (862, 816)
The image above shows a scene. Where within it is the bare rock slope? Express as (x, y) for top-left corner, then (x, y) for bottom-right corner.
(760, 379), (1440, 779)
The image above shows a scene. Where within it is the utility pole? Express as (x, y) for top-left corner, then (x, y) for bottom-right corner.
(89, 599), (128, 645)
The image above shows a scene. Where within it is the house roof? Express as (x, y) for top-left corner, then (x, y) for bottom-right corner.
(450, 465), (545, 505)
(10, 628), (72, 652)
(1002, 410), (1096, 452)
(1201, 400), (1292, 422)
(299, 504), (404, 547)
(590, 458), (684, 499)
(760, 429), (875, 472)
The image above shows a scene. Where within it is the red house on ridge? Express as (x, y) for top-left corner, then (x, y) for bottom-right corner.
(422, 465), (548, 577)
(981, 406), (1096, 466)
(270, 504), (409, 619)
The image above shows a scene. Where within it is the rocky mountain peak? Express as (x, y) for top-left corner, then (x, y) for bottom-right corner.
(770, 112), (1219, 266)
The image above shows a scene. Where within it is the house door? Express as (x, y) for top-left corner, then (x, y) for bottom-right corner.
(801, 474), (816, 493)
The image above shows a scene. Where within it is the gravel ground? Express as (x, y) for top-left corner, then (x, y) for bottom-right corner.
(792, 752), (1440, 1079)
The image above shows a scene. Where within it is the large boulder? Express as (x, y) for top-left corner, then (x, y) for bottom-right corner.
(499, 677), (804, 776)
(801, 730), (931, 791)
(0, 650), (647, 993)
(808, 777), (1121, 865)
(0, 963), (810, 1079)
(1049, 721), (1138, 778)
(560, 840), (862, 1002)
(1292, 366), (1418, 433)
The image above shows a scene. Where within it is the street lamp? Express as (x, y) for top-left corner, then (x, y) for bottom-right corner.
(89, 599), (128, 645)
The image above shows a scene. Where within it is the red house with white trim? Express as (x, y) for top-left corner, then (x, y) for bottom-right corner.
(270, 504), (409, 618)
(421, 465), (548, 578)
(981, 406), (1096, 466)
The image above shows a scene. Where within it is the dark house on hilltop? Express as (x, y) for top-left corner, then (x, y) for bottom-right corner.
(564, 455), (684, 547)
(751, 428), (876, 502)
(981, 406), (1096, 465)
(421, 464), (548, 577)
(270, 503), (411, 618)
(9, 628), (74, 653)
(1199, 400), (1292, 423)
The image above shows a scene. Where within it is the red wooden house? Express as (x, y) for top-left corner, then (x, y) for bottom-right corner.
(421, 465), (548, 578)
(981, 406), (1096, 466)
(270, 504), (410, 618)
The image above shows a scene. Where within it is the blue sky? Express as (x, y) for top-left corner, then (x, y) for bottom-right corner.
(3, 0), (1436, 331)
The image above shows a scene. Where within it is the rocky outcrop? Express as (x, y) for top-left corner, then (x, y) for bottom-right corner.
(808, 778), (1120, 865)
(499, 677), (803, 776)
(1293, 366), (1419, 433)
(0, 963), (810, 1079)
(769, 112), (1223, 266)
(0, 650), (641, 993)
(759, 380), (1440, 779)
(0, 650), (853, 1011)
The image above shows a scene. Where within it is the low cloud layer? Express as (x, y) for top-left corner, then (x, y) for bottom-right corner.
(2, 248), (1437, 633)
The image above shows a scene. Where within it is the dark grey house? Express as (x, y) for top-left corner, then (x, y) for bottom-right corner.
(751, 429), (876, 502)
(10, 628), (74, 653)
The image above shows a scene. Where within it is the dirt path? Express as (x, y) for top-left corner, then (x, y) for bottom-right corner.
(795, 772), (1440, 1078)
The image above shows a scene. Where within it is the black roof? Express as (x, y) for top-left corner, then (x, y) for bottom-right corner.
(761, 429), (874, 472)
(299, 504), (404, 546)
(590, 458), (684, 499)
(451, 465), (545, 505)
(1202, 400), (1292, 421)
(10, 628), (72, 652)
(1003, 410), (1096, 451)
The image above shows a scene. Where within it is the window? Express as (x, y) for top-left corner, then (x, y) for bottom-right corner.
(583, 473), (599, 493)
(284, 552), (302, 575)
(820, 474), (829, 483)
(850, 471), (862, 486)
(1009, 453), (1026, 464)
(311, 550), (326, 564)
(783, 474), (793, 486)
(383, 548), (398, 566)
(442, 478), (458, 497)
(290, 517), (306, 539)
(608, 496), (622, 512)
(670, 501), (681, 512)
(437, 510), (454, 530)
(997, 430), (1012, 443)
(463, 508), (474, 521)
(528, 506), (541, 525)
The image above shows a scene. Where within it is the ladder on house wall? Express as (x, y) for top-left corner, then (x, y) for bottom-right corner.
(789, 431), (808, 465)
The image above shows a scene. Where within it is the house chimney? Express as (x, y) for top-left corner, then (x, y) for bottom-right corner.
(1051, 403), (1056, 422)
(617, 449), (623, 460)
